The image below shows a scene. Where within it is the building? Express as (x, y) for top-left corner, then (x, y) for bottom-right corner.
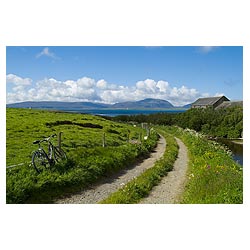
(191, 96), (230, 109)
(215, 100), (243, 109)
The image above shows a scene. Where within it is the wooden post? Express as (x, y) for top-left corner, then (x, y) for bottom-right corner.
(139, 132), (142, 143)
(103, 132), (106, 147)
(58, 132), (62, 150)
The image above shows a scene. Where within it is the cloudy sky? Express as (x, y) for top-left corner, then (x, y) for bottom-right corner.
(6, 46), (243, 106)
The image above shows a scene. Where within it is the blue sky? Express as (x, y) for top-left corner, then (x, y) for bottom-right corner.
(6, 46), (243, 106)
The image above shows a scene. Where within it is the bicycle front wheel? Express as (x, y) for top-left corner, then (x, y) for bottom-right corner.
(32, 150), (50, 173)
(54, 147), (67, 163)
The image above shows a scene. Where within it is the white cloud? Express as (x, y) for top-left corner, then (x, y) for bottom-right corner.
(136, 79), (158, 93)
(6, 74), (32, 92)
(96, 79), (108, 89)
(6, 74), (32, 86)
(76, 77), (95, 88)
(34, 77), (99, 101)
(100, 86), (133, 103)
(133, 79), (200, 106)
(214, 92), (224, 97)
(156, 80), (169, 93)
(6, 74), (206, 106)
(198, 46), (220, 54)
(36, 47), (59, 59)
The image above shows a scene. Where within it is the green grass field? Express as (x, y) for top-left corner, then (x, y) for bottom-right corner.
(6, 108), (242, 204)
(7, 108), (150, 166)
(100, 125), (243, 204)
(6, 108), (158, 203)
(164, 126), (243, 204)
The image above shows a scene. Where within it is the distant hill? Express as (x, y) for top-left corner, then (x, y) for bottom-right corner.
(182, 103), (192, 109)
(6, 101), (111, 109)
(112, 98), (174, 109)
(6, 98), (175, 110)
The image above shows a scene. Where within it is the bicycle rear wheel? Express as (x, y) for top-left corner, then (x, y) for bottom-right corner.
(32, 150), (50, 173)
(54, 147), (67, 163)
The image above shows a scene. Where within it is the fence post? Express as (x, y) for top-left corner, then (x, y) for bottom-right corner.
(139, 132), (142, 143)
(58, 132), (62, 150)
(103, 132), (106, 147)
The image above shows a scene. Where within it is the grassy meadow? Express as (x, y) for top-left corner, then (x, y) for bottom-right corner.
(6, 108), (243, 204)
(164, 126), (243, 204)
(6, 108), (158, 203)
(100, 125), (243, 204)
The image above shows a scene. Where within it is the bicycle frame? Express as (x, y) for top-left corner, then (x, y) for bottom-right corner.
(33, 134), (57, 164)
(32, 134), (66, 173)
(47, 141), (54, 160)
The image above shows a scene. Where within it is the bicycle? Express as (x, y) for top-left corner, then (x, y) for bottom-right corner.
(32, 134), (67, 173)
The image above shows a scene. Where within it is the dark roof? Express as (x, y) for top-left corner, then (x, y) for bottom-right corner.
(192, 96), (229, 106)
(216, 101), (243, 109)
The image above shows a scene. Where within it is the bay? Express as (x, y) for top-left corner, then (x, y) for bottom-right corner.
(59, 108), (187, 117)
(215, 138), (243, 166)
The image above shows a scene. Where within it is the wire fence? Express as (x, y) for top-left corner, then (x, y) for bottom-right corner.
(7, 162), (31, 169)
(7, 124), (152, 169)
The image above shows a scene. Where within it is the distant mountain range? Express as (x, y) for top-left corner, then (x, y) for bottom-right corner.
(182, 103), (192, 109)
(6, 98), (190, 110)
(6, 101), (110, 109)
(112, 98), (174, 109)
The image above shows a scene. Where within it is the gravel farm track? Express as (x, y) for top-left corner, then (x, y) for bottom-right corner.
(54, 135), (188, 204)
(140, 137), (188, 204)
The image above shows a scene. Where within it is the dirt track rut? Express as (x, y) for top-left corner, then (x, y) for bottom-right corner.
(55, 135), (166, 204)
(140, 137), (188, 204)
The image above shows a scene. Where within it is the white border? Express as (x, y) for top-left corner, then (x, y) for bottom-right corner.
(1, 1), (249, 250)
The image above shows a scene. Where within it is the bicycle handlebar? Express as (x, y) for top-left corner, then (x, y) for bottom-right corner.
(33, 134), (57, 144)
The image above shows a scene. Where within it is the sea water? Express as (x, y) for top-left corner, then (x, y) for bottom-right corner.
(63, 108), (187, 117)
